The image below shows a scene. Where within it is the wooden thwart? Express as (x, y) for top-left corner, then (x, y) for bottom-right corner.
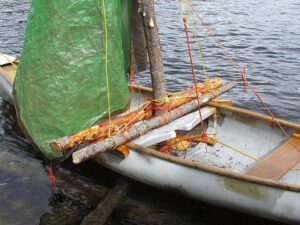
(246, 138), (300, 180)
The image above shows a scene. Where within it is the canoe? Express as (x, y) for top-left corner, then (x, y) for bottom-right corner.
(1, 53), (300, 224)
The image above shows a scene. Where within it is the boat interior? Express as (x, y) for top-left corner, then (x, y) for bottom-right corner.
(1, 55), (300, 190)
(128, 88), (300, 188)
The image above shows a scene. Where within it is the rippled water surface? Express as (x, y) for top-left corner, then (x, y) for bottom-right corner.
(0, 0), (299, 224)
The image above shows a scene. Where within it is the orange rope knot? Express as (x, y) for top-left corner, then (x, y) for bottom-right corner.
(157, 135), (216, 154)
(148, 96), (173, 112)
(177, 135), (217, 146)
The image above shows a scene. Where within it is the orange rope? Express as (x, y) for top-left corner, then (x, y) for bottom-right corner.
(48, 162), (57, 187)
(182, 16), (207, 139)
(129, 66), (142, 105)
(190, 5), (298, 145)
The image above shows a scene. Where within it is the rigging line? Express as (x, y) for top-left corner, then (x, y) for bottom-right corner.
(179, 0), (185, 18)
(190, 5), (240, 71)
(179, 0), (207, 139)
(102, 0), (112, 136)
(185, 0), (209, 82)
(214, 139), (259, 161)
(190, 4), (297, 147)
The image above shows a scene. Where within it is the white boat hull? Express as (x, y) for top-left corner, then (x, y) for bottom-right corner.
(97, 149), (300, 224)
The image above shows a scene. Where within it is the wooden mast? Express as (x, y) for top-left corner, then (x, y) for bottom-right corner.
(139, 0), (167, 115)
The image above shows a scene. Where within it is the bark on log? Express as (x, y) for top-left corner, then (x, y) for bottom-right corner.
(140, 0), (167, 115)
(51, 78), (223, 152)
(80, 182), (129, 225)
(72, 82), (236, 164)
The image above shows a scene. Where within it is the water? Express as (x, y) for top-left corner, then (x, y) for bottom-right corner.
(0, 0), (299, 224)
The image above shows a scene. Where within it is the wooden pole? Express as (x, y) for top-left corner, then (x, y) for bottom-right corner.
(80, 182), (129, 225)
(72, 82), (236, 164)
(140, 0), (167, 114)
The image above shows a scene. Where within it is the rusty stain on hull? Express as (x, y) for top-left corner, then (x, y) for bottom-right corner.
(218, 176), (265, 200)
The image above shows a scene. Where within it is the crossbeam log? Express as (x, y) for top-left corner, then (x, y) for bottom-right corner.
(50, 78), (223, 152)
(72, 82), (236, 164)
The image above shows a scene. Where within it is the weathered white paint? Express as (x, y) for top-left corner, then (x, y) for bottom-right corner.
(97, 150), (300, 224)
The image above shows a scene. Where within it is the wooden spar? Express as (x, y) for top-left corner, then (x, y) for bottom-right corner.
(80, 182), (129, 225)
(140, 0), (167, 114)
(50, 78), (223, 152)
(72, 82), (236, 164)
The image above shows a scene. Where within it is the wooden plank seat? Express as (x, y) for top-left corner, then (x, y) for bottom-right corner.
(246, 138), (300, 180)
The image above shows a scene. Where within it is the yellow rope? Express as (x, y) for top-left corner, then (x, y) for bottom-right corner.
(102, 0), (112, 136)
(185, 0), (209, 82)
(179, 0), (185, 18)
(152, 96), (170, 103)
(214, 139), (259, 161)
(212, 138), (300, 172)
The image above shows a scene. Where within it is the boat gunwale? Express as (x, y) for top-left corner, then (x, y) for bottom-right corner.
(126, 142), (300, 193)
(126, 87), (300, 192)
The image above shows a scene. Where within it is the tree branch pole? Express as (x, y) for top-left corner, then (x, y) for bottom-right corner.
(140, 0), (167, 115)
(50, 78), (222, 152)
(72, 82), (236, 164)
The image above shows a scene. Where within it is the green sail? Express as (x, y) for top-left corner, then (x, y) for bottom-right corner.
(13, 0), (131, 159)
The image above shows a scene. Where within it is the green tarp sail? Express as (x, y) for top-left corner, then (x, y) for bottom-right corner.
(13, 0), (134, 159)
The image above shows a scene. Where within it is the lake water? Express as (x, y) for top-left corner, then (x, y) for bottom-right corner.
(0, 0), (299, 224)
